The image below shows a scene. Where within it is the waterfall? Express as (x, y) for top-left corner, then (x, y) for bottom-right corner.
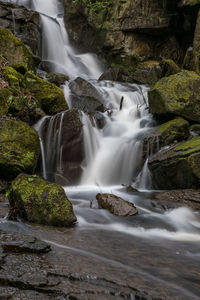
(7, 0), (154, 189)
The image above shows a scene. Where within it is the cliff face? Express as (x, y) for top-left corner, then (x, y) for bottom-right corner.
(64, 0), (199, 76)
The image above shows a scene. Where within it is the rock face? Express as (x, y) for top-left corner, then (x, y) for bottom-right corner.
(148, 71), (200, 122)
(96, 193), (138, 216)
(0, 1), (41, 56)
(64, 0), (197, 79)
(0, 117), (40, 180)
(9, 174), (77, 226)
(148, 137), (200, 189)
(0, 26), (40, 71)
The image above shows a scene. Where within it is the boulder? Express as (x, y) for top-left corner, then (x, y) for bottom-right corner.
(148, 136), (200, 189)
(160, 59), (181, 77)
(96, 193), (138, 216)
(8, 174), (77, 226)
(69, 77), (105, 112)
(0, 117), (40, 180)
(0, 0), (41, 56)
(25, 72), (69, 115)
(46, 73), (69, 87)
(99, 67), (129, 82)
(157, 118), (190, 146)
(148, 71), (200, 122)
(132, 61), (162, 85)
(0, 27), (40, 71)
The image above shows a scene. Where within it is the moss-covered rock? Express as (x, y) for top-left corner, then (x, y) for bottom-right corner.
(0, 88), (11, 115)
(148, 136), (200, 189)
(25, 72), (69, 115)
(0, 27), (40, 71)
(148, 71), (200, 122)
(0, 117), (40, 180)
(9, 174), (77, 226)
(160, 59), (181, 77)
(2, 66), (24, 89)
(158, 118), (190, 146)
(132, 60), (162, 85)
(12, 62), (28, 75)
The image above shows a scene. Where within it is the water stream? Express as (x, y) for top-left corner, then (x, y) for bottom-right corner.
(2, 0), (200, 298)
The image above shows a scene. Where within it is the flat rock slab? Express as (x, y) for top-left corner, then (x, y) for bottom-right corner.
(154, 189), (200, 211)
(96, 193), (138, 216)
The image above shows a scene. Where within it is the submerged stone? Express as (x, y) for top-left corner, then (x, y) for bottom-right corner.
(96, 193), (138, 216)
(0, 117), (40, 180)
(8, 174), (77, 226)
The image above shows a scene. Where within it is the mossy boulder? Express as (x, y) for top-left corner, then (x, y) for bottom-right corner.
(8, 174), (77, 226)
(0, 117), (40, 180)
(158, 118), (190, 146)
(148, 71), (200, 122)
(132, 60), (162, 85)
(12, 62), (28, 75)
(0, 27), (40, 71)
(25, 72), (69, 115)
(2, 66), (24, 89)
(148, 136), (200, 189)
(160, 59), (181, 77)
(0, 88), (11, 115)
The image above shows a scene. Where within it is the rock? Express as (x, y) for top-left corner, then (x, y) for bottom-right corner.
(2, 232), (51, 254)
(99, 67), (129, 82)
(160, 59), (181, 77)
(69, 77), (105, 112)
(96, 193), (138, 216)
(157, 118), (190, 146)
(25, 72), (69, 115)
(0, 27), (40, 71)
(8, 174), (77, 226)
(12, 62), (28, 75)
(0, 117), (40, 180)
(179, 0), (200, 7)
(0, 0), (41, 56)
(2, 66), (24, 89)
(132, 60), (162, 85)
(148, 71), (200, 122)
(41, 109), (84, 185)
(148, 136), (200, 189)
(0, 88), (11, 115)
(46, 73), (69, 86)
(190, 123), (200, 135)
(154, 189), (200, 211)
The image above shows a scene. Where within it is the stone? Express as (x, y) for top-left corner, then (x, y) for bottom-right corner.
(0, 117), (40, 180)
(96, 193), (138, 216)
(157, 118), (190, 146)
(8, 174), (77, 226)
(25, 72), (69, 115)
(160, 59), (181, 77)
(132, 60), (162, 85)
(148, 71), (200, 122)
(99, 67), (130, 82)
(0, 0), (41, 56)
(46, 73), (69, 86)
(148, 136), (200, 189)
(0, 26), (40, 71)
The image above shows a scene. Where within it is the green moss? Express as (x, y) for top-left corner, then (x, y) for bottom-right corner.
(25, 72), (69, 114)
(0, 118), (40, 179)
(174, 136), (200, 155)
(149, 71), (200, 122)
(2, 66), (24, 89)
(0, 88), (12, 115)
(0, 27), (40, 72)
(9, 174), (77, 226)
(12, 62), (28, 75)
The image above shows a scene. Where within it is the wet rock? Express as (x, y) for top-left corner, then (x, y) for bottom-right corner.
(190, 123), (200, 136)
(154, 189), (200, 211)
(46, 73), (69, 86)
(0, 194), (9, 218)
(69, 77), (106, 112)
(0, 26), (40, 71)
(96, 193), (138, 216)
(148, 136), (200, 189)
(42, 109), (84, 185)
(157, 118), (190, 147)
(1, 233), (51, 254)
(148, 71), (200, 122)
(0, 0), (41, 56)
(99, 67), (129, 82)
(0, 117), (40, 180)
(8, 173), (77, 226)
(25, 72), (69, 115)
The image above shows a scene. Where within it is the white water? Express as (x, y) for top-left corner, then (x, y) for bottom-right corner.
(5, 0), (200, 244)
